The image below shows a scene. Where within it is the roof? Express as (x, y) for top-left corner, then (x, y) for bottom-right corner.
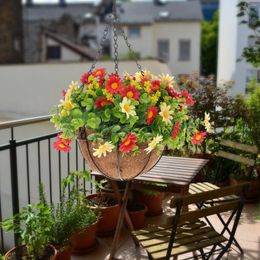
(23, 3), (95, 22)
(43, 30), (97, 60)
(118, 1), (203, 24)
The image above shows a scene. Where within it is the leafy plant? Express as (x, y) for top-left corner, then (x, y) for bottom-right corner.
(51, 69), (209, 156)
(237, 1), (260, 67)
(1, 185), (53, 259)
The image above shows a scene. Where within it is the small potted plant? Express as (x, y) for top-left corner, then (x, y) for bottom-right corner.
(1, 185), (57, 260)
(61, 171), (100, 255)
(127, 200), (147, 230)
(51, 69), (210, 180)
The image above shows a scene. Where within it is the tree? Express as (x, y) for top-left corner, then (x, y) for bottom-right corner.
(237, 1), (260, 68)
(201, 11), (219, 76)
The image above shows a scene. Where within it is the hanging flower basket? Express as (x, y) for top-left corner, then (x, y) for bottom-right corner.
(50, 10), (211, 180)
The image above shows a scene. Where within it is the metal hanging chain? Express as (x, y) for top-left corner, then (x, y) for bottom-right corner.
(86, 23), (110, 77)
(112, 19), (119, 75)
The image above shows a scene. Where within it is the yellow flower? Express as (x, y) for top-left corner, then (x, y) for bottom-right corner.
(144, 81), (151, 93)
(120, 97), (136, 119)
(145, 135), (163, 154)
(135, 70), (154, 81)
(150, 91), (161, 105)
(86, 89), (96, 97)
(204, 112), (214, 133)
(62, 97), (74, 111)
(103, 89), (115, 102)
(60, 109), (70, 117)
(66, 81), (80, 98)
(159, 73), (174, 87)
(93, 142), (115, 158)
(159, 102), (173, 124)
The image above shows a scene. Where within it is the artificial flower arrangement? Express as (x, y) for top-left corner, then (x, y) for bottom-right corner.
(51, 68), (212, 157)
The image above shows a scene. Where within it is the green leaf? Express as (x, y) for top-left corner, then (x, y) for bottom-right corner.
(85, 98), (94, 111)
(139, 93), (150, 104)
(111, 125), (121, 133)
(111, 133), (119, 143)
(129, 116), (139, 128)
(71, 109), (83, 118)
(86, 117), (101, 129)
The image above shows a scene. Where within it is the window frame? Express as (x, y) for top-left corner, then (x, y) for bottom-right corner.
(157, 39), (170, 62)
(178, 39), (191, 61)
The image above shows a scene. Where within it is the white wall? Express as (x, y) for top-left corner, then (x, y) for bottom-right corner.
(115, 22), (201, 75)
(218, 0), (260, 95)
(0, 60), (171, 117)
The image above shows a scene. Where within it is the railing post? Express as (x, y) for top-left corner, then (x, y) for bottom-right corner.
(9, 138), (20, 245)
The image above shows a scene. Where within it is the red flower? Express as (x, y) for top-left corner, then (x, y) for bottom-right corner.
(191, 132), (206, 145)
(121, 86), (140, 100)
(172, 121), (181, 139)
(80, 73), (92, 85)
(61, 90), (67, 97)
(54, 134), (72, 152)
(141, 77), (150, 86)
(166, 87), (179, 98)
(150, 80), (161, 92)
(180, 90), (195, 106)
(146, 106), (158, 125)
(119, 133), (137, 153)
(105, 74), (122, 94)
(92, 68), (106, 85)
(95, 97), (113, 108)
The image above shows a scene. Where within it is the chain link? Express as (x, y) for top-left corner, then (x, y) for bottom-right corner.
(113, 21), (119, 74)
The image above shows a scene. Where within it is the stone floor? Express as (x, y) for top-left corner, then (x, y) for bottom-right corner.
(72, 199), (260, 260)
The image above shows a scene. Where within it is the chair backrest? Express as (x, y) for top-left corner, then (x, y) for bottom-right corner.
(216, 139), (258, 179)
(170, 183), (246, 225)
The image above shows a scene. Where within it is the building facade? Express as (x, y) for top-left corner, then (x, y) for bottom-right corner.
(114, 1), (202, 75)
(217, 0), (260, 95)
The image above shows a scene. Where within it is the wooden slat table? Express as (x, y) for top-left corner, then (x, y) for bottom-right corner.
(91, 156), (209, 259)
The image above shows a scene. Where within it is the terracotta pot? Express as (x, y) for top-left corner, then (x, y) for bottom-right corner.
(70, 221), (98, 254)
(134, 190), (164, 216)
(87, 193), (120, 237)
(78, 129), (162, 180)
(127, 203), (147, 230)
(229, 177), (260, 202)
(4, 244), (57, 260)
(55, 246), (71, 260)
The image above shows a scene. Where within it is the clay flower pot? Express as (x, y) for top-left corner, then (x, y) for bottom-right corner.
(87, 193), (120, 237)
(70, 221), (98, 255)
(78, 130), (162, 180)
(55, 246), (71, 260)
(4, 244), (57, 260)
(127, 202), (147, 230)
(134, 190), (164, 216)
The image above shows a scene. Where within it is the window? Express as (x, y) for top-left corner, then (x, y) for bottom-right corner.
(128, 26), (141, 38)
(179, 39), (191, 61)
(46, 46), (61, 60)
(157, 39), (169, 62)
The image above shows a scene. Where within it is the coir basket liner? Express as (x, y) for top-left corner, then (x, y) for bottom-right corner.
(78, 129), (161, 180)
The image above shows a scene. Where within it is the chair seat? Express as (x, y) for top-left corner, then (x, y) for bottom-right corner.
(189, 182), (239, 203)
(132, 220), (227, 259)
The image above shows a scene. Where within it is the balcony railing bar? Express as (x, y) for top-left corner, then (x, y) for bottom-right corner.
(38, 141), (42, 185)
(26, 144), (31, 204)
(48, 139), (53, 204)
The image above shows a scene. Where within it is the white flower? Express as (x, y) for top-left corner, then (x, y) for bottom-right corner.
(159, 102), (173, 125)
(145, 135), (163, 154)
(93, 142), (115, 158)
(66, 81), (80, 98)
(119, 97), (136, 119)
(159, 73), (175, 87)
(204, 112), (214, 133)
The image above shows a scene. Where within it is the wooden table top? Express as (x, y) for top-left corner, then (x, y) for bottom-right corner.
(135, 156), (209, 186)
(92, 156), (208, 187)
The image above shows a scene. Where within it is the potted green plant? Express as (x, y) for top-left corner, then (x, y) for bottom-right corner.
(61, 171), (100, 254)
(1, 185), (57, 260)
(51, 69), (209, 180)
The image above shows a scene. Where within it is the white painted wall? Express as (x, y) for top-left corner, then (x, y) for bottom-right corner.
(115, 22), (201, 75)
(0, 60), (171, 117)
(217, 0), (260, 95)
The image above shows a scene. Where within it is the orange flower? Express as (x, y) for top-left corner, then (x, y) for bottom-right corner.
(121, 86), (140, 100)
(92, 68), (106, 85)
(95, 97), (113, 108)
(54, 134), (72, 152)
(146, 106), (158, 125)
(191, 132), (206, 144)
(172, 121), (181, 139)
(150, 80), (161, 92)
(105, 74), (122, 94)
(119, 133), (137, 153)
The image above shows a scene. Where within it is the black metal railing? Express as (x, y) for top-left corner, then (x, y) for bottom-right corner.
(0, 115), (89, 253)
